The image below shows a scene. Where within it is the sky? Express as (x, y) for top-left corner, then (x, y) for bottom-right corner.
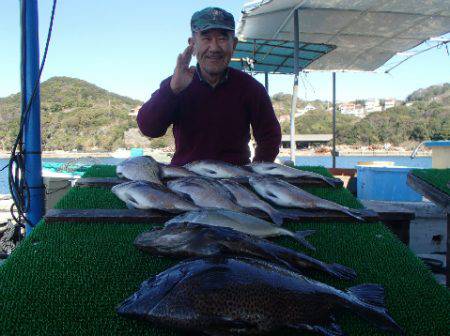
(0, 0), (449, 103)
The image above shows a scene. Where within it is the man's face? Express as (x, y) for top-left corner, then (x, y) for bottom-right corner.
(190, 29), (238, 76)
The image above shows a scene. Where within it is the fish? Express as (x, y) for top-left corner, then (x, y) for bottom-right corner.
(116, 156), (162, 184)
(218, 178), (292, 226)
(184, 160), (254, 179)
(117, 257), (404, 335)
(111, 180), (199, 213)
(159, 164), (198, 179)
(166, 177), (244, 212)
(165, 209), (316, 251)
(247, 161), (338, 187)
(134, 222), (357, 280)
(249, 175), (364, 221)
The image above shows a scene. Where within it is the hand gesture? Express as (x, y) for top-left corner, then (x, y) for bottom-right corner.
(170, 45), (196, 94)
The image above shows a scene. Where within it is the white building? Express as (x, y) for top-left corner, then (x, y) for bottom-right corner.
(339, 102), (365, 118)
(365, 99), (382, 113)
(384, 99), (397, 110)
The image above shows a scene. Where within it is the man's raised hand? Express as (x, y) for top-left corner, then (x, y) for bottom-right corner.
(170, 45), (196, 95)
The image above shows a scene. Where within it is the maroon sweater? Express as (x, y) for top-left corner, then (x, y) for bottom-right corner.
(137, 67), (281, 166)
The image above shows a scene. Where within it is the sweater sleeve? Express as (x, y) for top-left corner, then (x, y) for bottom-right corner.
(250, 84), (282, 162)
(137, 77), (179, 138)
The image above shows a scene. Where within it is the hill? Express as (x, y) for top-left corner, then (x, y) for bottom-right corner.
(0, 78), (448, 152)
(274, 82), (450, 147)
(0, 77), (143, 151)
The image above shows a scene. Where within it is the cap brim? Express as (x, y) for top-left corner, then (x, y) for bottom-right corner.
(194, 24), (235, 32)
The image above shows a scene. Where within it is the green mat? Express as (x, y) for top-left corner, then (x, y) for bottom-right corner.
(0, 165), (449, 336)
(411, 168), (450, 196)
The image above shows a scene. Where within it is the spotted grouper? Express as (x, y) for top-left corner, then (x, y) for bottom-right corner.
(117, 258), (404, 335)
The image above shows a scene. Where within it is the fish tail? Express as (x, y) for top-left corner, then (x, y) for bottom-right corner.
(347, 284), (404, 334)
(344, 208), (365, 221)
(324, 176), (339, 188)
(292, 229), (316, 251)
(327, 263), (357, 281)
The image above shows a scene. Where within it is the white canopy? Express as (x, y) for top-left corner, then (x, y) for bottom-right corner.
(238, 0), (450, 71)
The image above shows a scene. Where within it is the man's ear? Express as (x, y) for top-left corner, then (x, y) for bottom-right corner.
(232, 36), (238, 51)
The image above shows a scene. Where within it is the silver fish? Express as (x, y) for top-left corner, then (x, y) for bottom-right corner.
(218, 178), (291, 226)
(116, 156), (162, 184)
(249, 175), (364, 221)
(160, 164), (198, 179)
(184, 160), (254, 179)
(247, 161), (337, 187)
(117, 258), (403, 335)
(166, 177), (244, 212)
(111, 180), (199, 213)
(165, 209), (316, 251)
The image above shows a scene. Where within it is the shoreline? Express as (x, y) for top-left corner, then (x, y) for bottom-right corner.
(0, 149), (432, 159)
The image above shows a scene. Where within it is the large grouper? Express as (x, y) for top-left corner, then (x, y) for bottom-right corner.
(249, 175), (364, 221)
(134, 222), (356, 280)
(166, 209), (316, 251)
(117, 258), (404, 335)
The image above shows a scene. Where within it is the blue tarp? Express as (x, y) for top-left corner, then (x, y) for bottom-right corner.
(230, 39), (335, 74)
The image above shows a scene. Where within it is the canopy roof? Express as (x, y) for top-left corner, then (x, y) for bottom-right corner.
(237, 0), (450, 71)
(230, 39), (335, 73)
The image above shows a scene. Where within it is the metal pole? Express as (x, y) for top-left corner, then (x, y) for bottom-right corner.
(332, 72), (336, 168)
(21, 0), (45, 235)
(264, 71), (269, 93)
(290, 9), (300, 164)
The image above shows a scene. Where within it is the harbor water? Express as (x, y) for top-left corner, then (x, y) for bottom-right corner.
(0, 156), (431, 195)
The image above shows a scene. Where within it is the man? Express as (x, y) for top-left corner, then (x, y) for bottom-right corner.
(137, 7), (281, 166)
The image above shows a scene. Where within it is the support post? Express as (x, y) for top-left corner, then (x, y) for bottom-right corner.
(264, 71), (269, 93)
(20, 0), (45, 235)
(290, 9), (300, 164)
(332, 72), (336, 168)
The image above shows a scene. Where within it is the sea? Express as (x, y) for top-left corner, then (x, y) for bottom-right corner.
(0, 155), (432, 195)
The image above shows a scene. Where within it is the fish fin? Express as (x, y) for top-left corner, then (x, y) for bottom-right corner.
(347, 284), (405, 334)
(202, 318), (258, 335)
(287, 320), (346, 336)
(347, 283), (385, 307)
(124, 193), (139, 209)
(312, 323), (347, 336)
(292, 229), (316, 251)
(327, 263), (357, 281)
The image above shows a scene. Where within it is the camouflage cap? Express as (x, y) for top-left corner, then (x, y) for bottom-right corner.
(191, 7), (235, 33)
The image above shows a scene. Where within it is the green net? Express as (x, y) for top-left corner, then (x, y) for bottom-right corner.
(411, 168), (450, 196)
(0, 165), (448, 335)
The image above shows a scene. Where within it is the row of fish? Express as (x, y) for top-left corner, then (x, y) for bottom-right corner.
(116, 156), (339, 187)
(118, 240), (403, 335)
(112, 174), (363, 224)
(114, 157), (402, 334)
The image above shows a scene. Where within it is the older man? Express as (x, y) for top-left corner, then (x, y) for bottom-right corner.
(137, 7), (281, 166)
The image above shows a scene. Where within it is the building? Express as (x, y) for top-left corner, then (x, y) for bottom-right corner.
(384, 98), (397, 110)
(339, 102), (365, 118)
(280, 134), (333, 149)
(365, 99), (382, 113)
